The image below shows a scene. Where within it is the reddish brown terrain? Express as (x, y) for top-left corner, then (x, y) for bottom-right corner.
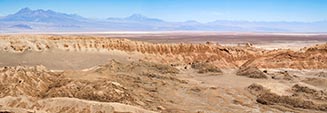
(0, 33), (326, 113)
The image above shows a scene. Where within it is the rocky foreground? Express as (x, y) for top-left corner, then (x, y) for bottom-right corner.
(0, 35), (326, 113)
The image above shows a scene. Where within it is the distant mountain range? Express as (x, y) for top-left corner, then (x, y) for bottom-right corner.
(1, 8), (327, 33)
(2, 8), (89, 23)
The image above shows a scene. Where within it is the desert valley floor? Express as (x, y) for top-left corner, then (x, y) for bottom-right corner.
(0, 32), (326, 113)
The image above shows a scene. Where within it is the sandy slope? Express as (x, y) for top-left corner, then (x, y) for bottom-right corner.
(0, 34), (326, 113)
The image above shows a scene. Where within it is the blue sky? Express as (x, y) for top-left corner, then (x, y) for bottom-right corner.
(0, 0), (326, 22)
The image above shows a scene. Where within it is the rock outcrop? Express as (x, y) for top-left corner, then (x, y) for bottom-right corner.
(0, 35), (263, 68)
(242, 44), (327, 69)
(236, 66), (268, 79)
(248, 83), (327, 112)
(191, 62), (223, 74)
(0, 96), (156, 113)
(0, 60), (187, 112)
(1, 35), (327, 69)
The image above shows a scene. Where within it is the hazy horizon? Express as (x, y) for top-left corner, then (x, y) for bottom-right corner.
(1, 0), (327, 33)
(1, 0), (327, 23)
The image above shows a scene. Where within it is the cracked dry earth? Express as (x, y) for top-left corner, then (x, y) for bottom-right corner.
(0, 35), (326, 113)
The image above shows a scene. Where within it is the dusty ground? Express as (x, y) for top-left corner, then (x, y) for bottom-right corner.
(0, 33), (326, 113)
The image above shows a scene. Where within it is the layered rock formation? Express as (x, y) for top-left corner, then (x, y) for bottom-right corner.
(0, 35), (327, 112)
(248, 83), (327, 112)
(1, 35), (326, 69)
(0, 65), (155, 113)
(0, 60), (191, 112)
(0, 35), (263, 68)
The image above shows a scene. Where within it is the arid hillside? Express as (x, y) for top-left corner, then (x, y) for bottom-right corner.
(0, 35), (327, 69)
(0, 34), (326, 113)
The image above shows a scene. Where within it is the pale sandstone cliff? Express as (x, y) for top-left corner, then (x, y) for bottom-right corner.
(0, 35), (262, 68)
(0, 35), (327, 69)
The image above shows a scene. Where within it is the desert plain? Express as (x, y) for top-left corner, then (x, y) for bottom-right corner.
(0, 32), (326, 113)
